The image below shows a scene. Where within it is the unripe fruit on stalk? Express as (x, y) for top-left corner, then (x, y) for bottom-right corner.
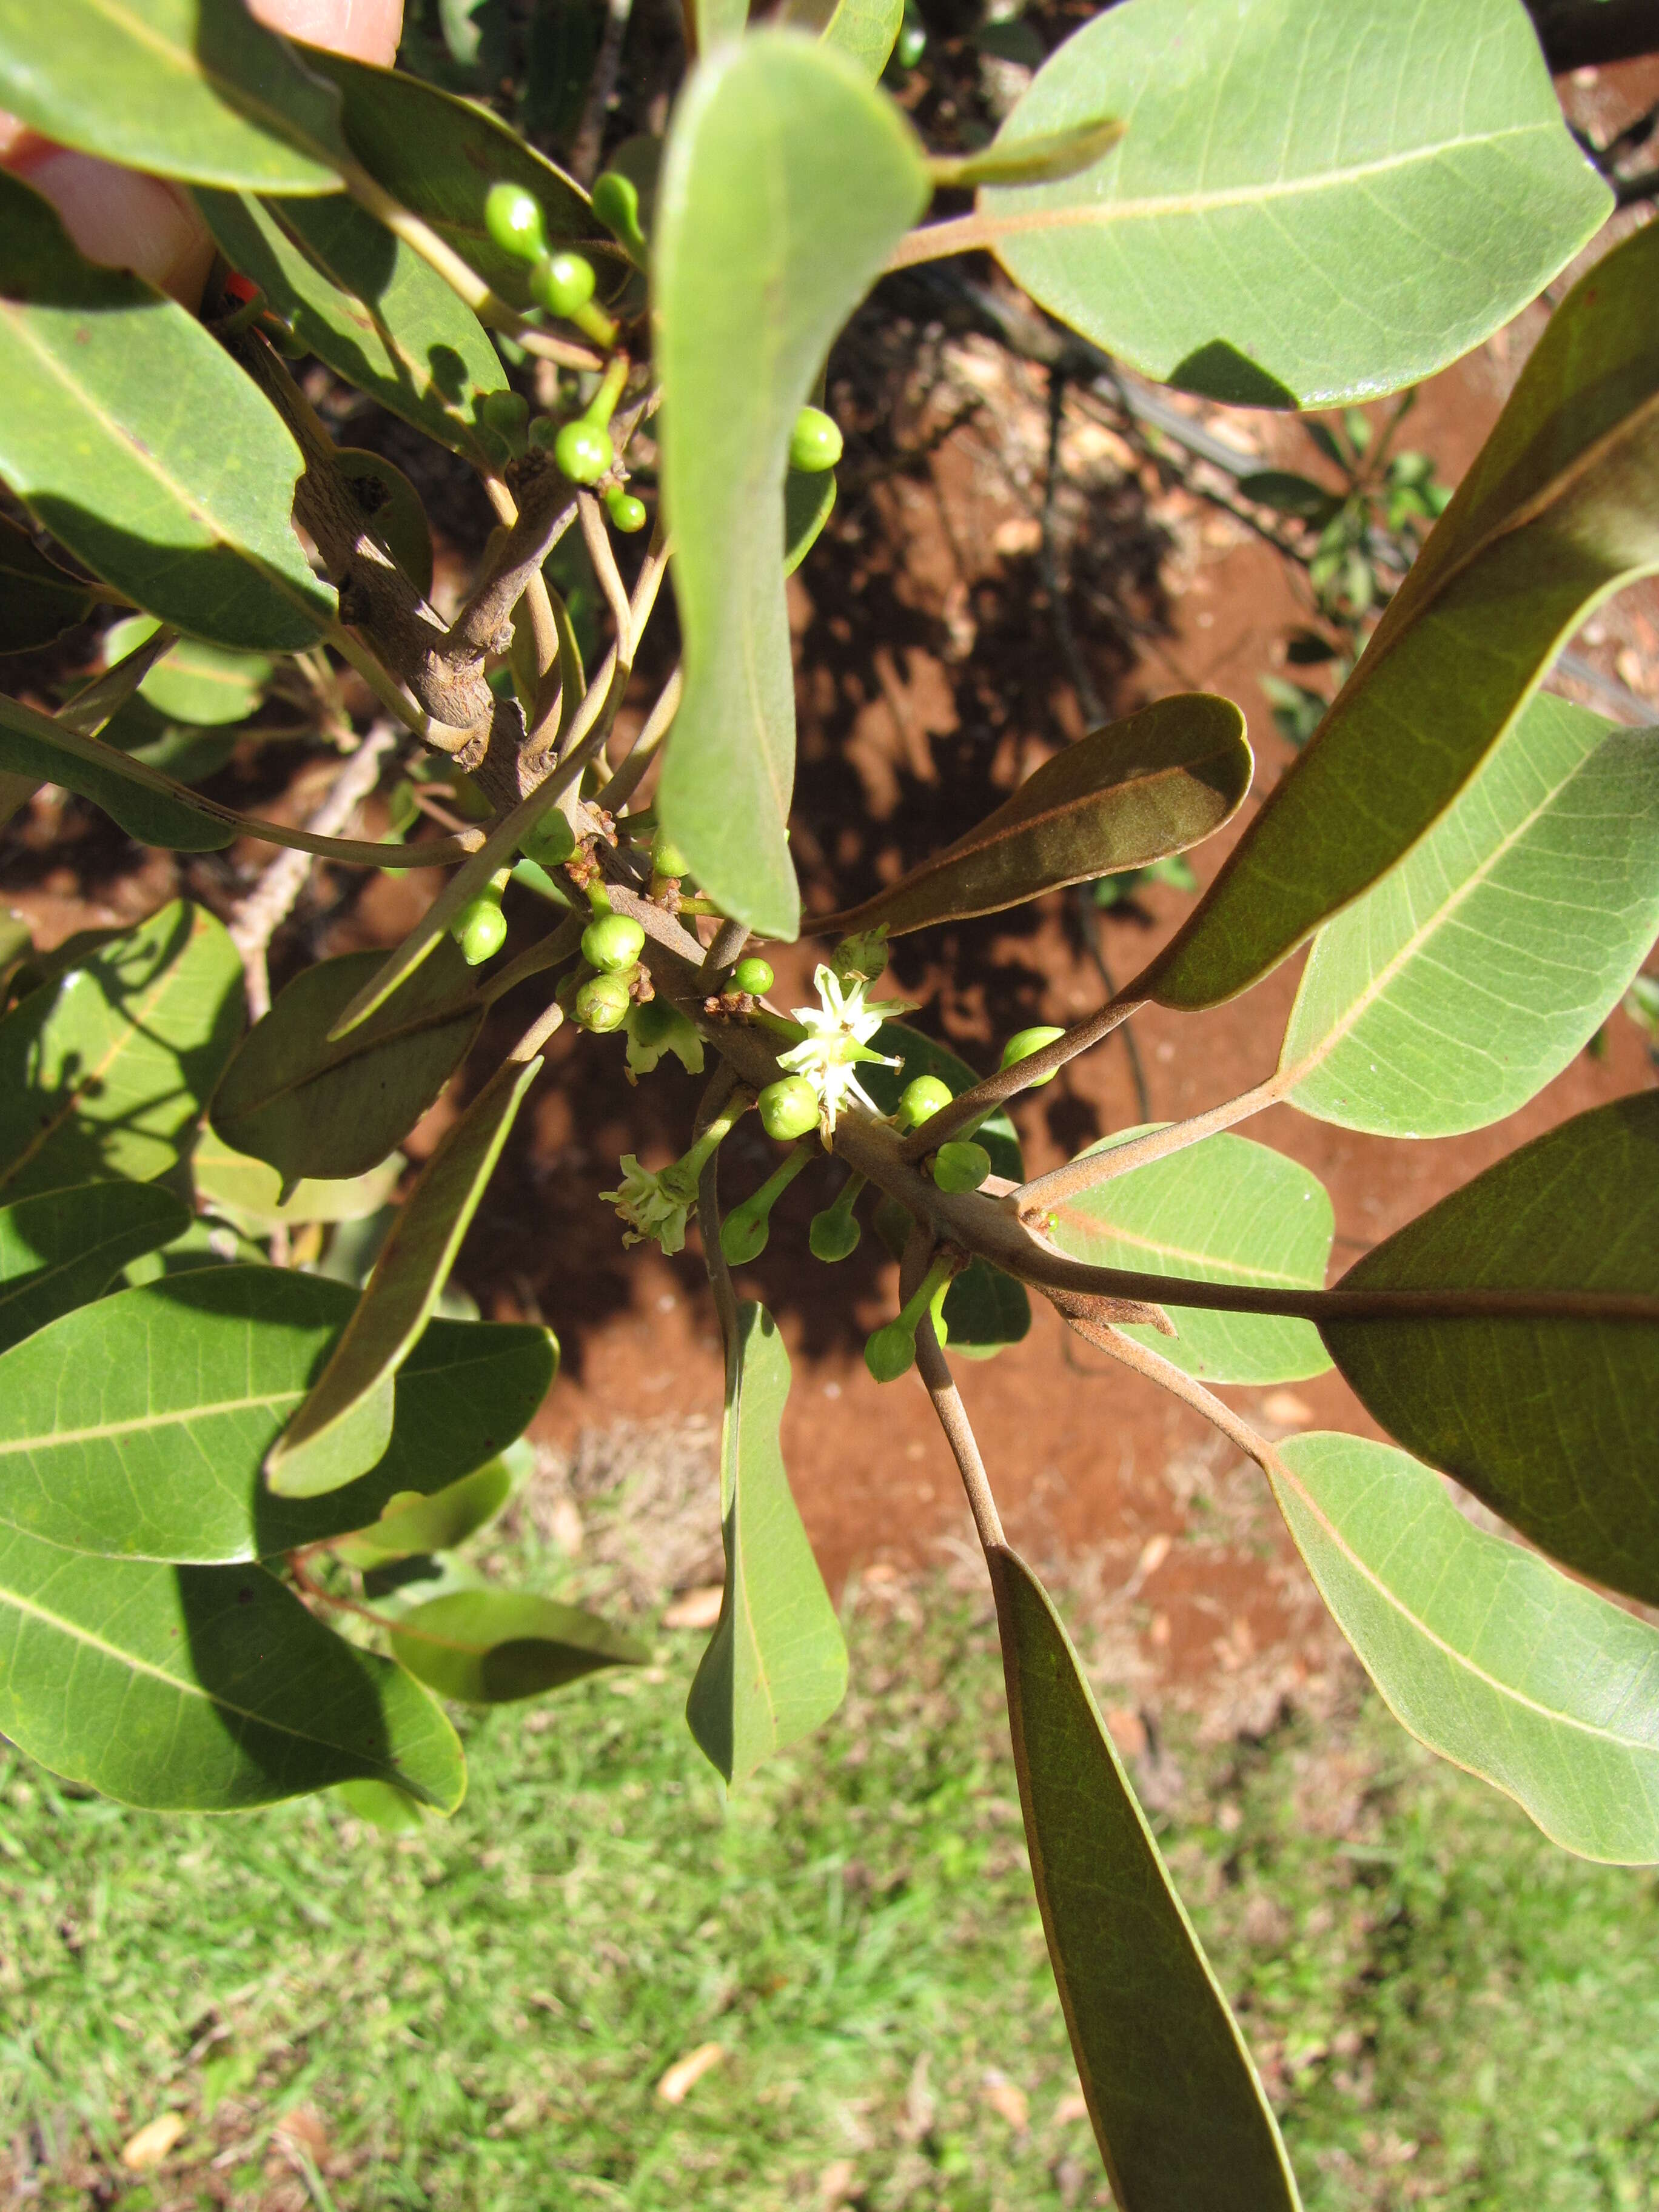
(555, 419), (614, 484)
(605, 487), (648, 533)
(452, 896), (508, 966)
(932, 1139), (991, 1193)
(720, 1205), (771, 1265)
(519, 809), (576, 869)
(789, 406), (843, 474)
(529, 249), (596, 319)
(809, 1203), (860, 1263)
(484, 183), (547, 264)
(652, 830), (690, 879)
(574, 973), (631, 1031)
(1000, 1025), (1067, 1087)
(582, 914), (646, 973)
(731, 956), (774, 995)
(480, 390), (529, 443)
(894, 1073), (953, 1131)
(864, 1319), (916, 1383)
(757, 1076), (819, 1141)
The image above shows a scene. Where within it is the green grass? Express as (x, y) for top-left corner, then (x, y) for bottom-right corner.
(5, 1557), (1659, 2209)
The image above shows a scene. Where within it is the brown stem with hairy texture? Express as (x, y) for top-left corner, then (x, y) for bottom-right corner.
(899, 996), (1144, 1158)
(1017, 1076), (1281, 1216)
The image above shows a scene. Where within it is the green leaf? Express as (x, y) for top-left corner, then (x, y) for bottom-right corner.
(0, 1181), (187, 1353)
(783, 468), (836, 577)
(0, 900), (242, 1201)
(1237, 471), (1343, 523)
(195, 190), (506, 463)
(332, 1441), (530, 1567)
(1324, 1095), (1659, 1607)
(0, 517), (94, 654)
(390, 1589), (645, 1703)
(987, 1544), (1301, 2210)
(939, 1258), (1030, 1360)
(1280, 694), (1659, 1135)
(332, 1775), (426, 1830)
(192, 1128), (404, 1230)
(267, 1057), (541, 1498)
(1147, 218), (1659, 1011)
(0, 1265), (556, 1564)
(1046, 1127), (1332, 1384)
(0, 1543), (462, 1812)
(209, 945), (482, 1187)
(687, 1302), (848, 1783)
(103, 614), (272, 727)
(1270, 1432), (1659, 1865)
(0, 0), (350, 193)
(0, 173), (333, 651)
(654, 33), (930, 939)
(779, 0), (904, 79)
(0, 689), (233, 851)
(932, 114), (1122, 190)
(977, 0), (1608, 408)
(857, 1020), (1022, 1181)
(694, 0), (750, 47)
(300, 44), (595, 312)
(822, 696), (1250, 937)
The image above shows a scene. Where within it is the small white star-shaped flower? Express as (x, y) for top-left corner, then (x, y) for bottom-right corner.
(777, 964), (908, 1136)
(600, 1155), (699, 1253)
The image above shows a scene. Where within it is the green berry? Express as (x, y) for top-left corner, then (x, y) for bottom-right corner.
(932, 1139), (991, 1193)
(452, 896), (508, 967)
(484, 183), (547, 264)
(605, 486), (648, 534)
(582, 913), (646, 974)
(555, 418), (615, 484)
(652, 831), (691, 880)
(519, 809), (577, 870)
(720, 1205), (770, 1266)
(731, 956), (774, 995)
(592, 170), (648, 261)
(895, 1074), (953, 1132)
(1000, 1025), (1067, 1088)
(757, 1076), (819, 1142)
(809, 1205), (860, 1263)
(895, 17), (926, 67)
(864, 1320), (916, 1384)
(789, 406), (843, 474)
(528, 249), (596, 319)
(574, 973), (631, 1032)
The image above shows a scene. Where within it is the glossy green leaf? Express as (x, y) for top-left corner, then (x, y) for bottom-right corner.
(210, 945), (482, 1187)
(0, 1181), (187, 1353)
(687, 1301), (848, 1782)
(332, 1775), (426, 1829)
(1148, 218), (1659, 1011)
(104, 697), (240, 788)
(0, 1542), (462, 1812)
(193, 1128), (404, 1230)
(988, 1544), (1301, 2210)
(979, 0), (1608, 407)
(300, 44), (595, 310)
(939, 1258), (1031, 1359)
(332, 1441), (531, 1568)
(1325, 1095), (1659, 1606)
(390, 1589), (645, 1703)
(103, 614), (272, 728)
(1280, 695), (1659, 1135)
(779, 0), (903, 79)
(1047, 1127), (1332, 1384)
(655, 33), (929, 939)
(196, 189), (506, 462)
(823, 697), (1250, 937)
(0, 0), (349, 192)
(0, 689), (233, 851)
(0, 517), (94, 654)
(268, 1057), (541, 1498)
(1271, 1432), (1659, 1865)
(0, 1265), (555, 1564)
(0, 174), (333, 651)
(0, 901), (242, 1201)
(783, 468), (836, 577)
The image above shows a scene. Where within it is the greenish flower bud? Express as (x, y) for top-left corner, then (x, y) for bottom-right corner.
(605, 486), (648, 534)
(932, 1139), (991, 1193)
(757, 1075), (819, 1141)
(592, 170), (648, 262)
(809, 1171), (865, 1264)
(652, 830), (691, 879)
(1000, 1024), (1067, 1088)
(574, 973), (631, 1032)
(789, 406), (843, 474)
(581, 913), (646, 974)
(519, 809), (577, 870)
(555, 419), (614, 484)
(894, 1074), (953, 1131)
(528, 249), (596, 319)
(864, 1319), (916, 1384)
(452, 896), (508, 967)
(484, 182), (547, 264)
(731, 956), (774, 995)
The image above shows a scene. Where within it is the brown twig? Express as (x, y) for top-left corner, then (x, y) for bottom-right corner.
(901, 1222), (1005, 1550)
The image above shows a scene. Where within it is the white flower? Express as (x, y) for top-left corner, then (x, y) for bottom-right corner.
(777, 964), (908, 1136)
(600, 1155), (699, 1253)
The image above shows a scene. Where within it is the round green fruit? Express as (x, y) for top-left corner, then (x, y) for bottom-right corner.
(720, 1207), (769, 1266)
(452, 896), (508, 966)
(789, 405), (843, 474)
(574, 973), (631, 1032)
(519, 809), (577, 870)
(581, 913), (646, 974)
(757, 1076), (819, 1142)
(1000, 1025), (1067, 1087)
(894, 1073), (953, 1131)
(652, 831), (691, 879)
(606, 487), (648, 534)
(731, 956), (774, 995)
(863, 1321), (915, 1384)
(809, 1207), (860, 1264)
(555, 418), (615, 484)
(529, 250), (596, 320)
(484, 183), (547, 264)
(932, 1140), (991, 1193)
